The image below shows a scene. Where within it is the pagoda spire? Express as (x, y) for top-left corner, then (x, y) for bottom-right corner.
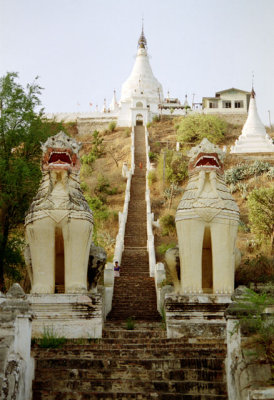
(138, 19), (147, 49)
(230, 86), (274, 153)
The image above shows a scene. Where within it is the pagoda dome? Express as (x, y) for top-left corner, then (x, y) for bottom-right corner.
(120, 29), (163, 104)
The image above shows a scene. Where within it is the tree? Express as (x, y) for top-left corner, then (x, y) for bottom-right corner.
(0, 72), (64, 291)
(247, 187), (274, 250)
(176, 114), (227, 144)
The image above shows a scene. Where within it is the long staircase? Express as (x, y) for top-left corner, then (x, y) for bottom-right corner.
(32, 125), (228, 399)
(107, 125), (160, 321)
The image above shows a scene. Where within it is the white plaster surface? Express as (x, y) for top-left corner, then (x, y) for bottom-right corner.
(231, 95), (274, 153)
(29, 293), (103, 338)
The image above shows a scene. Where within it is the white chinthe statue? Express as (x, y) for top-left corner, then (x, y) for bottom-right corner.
(25, 132), (95, 294)
(175, 139), (240, 294)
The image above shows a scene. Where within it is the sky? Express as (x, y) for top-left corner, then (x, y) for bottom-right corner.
(0, 0), (274, 124)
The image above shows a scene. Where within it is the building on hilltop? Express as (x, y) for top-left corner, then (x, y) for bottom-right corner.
(202, 88), (251, 115)
(117, 26), (164, 126)
(230, 88), (274, 154)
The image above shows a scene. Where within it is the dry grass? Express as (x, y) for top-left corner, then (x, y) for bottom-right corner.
(79, 126), (131, 259)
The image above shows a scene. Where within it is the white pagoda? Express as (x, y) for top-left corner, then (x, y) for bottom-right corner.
(230, 88), (274, 153)
(117, 26), (163, 127)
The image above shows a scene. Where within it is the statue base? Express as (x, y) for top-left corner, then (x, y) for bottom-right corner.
(164, 293), (231, 341)
(28, 293), (103, 339)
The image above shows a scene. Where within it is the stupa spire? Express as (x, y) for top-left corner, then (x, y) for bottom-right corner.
(138, 19), (147, 49)
(230, 87), (274, 153)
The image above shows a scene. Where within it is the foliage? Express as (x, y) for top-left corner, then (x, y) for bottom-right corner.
(108, 121), (116, 132)
(94, 174), (118, 203)
(125, 317), (135, 330)
(225, 161), (272, 185)
(147, 170), (157, 187)
(81, 130), (104, 166)
(38, 326), (66, 348)
(156, 242), (176, 255)
(152, 115), (160, 123)
(146, 122), (152, 128)
(157, 150), (188, 185)
(176, 114), (227, 144)
(160, 214), (176, 236)
(0, 72), (64, 291)
(85, 194), (117, 247)
(248, 187), (274, 248)
(232, 288), (274, 348)
(148, 151), (157, 162)
(235, 254), (274, 287)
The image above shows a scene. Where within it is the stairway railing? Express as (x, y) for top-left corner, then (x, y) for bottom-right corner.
(113, 128), (135, 266)
(145, 126), (166, 312)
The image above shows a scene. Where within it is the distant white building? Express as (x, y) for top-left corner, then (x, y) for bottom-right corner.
(202, 88), (251, 115)
(117, 27), (163, 126)
(230, 88), (274, 154)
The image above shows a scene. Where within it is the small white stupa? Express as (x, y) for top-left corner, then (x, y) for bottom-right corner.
(117, 25), (163, 126)
(230, 88), (274, 153)
(109, 90), (119, 112)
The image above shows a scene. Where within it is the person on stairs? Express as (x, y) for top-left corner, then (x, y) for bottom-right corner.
(114, 261), (120, 277)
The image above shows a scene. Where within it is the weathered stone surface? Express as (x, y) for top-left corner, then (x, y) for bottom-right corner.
(29, 293), (103, 339)
(32, 321), (228, 399)
(0, 286), (33, 400)
(165, 293), (231, 340)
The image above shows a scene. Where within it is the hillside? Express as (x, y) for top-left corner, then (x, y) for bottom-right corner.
(146, 116), (274, 286)
(4, 116), (274, 291)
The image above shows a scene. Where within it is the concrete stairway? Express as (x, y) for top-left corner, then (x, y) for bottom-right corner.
(32, 322), (228, 399)
(108, 125), (160, 321)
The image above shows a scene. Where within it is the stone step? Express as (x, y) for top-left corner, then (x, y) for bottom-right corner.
(32, 391), (228, 400)
(32, 391), (227, 400)
(35, 357), (226, 372)
(33, 378), (227, 394)
(33, 347), (226, 359)
(34, 366), (225, 382)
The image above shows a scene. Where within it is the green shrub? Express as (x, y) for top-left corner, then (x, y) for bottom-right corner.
(231, 288), (274, 344)
(248, 187), (274, 247)
(152, 115), (160, 123)
(80, 182), (89, 192)
(124, 128), (131, 137)
(125, 317), (135, 330)
(147, 122), (152, 128)
(156, 243), (176, 255)
(38, 327), (66, 348)
(235, 254), (274, 287)
(149, 151), (157, 162)
(160, 214), (176, 236)
(225, 161), (272, 184)
(176, 114), (227, 144)
(157, 150), (188, 185)
(94, 174), (118, 202)
(148, 170), (157, 186)
(108, 121), (116, 132)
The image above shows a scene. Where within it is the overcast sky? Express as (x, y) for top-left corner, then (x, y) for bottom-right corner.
(1, 0), (274, 124)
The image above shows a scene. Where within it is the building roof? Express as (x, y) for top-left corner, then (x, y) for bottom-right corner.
(215, 88), (251, 95)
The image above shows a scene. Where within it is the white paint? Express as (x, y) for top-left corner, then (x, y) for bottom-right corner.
(29, 293), (103, 338)
(231, 93), (274, 153)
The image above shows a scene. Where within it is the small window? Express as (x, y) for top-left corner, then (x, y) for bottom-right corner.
(136, 101), (143, 108)
(209, 101), (218, 109)
(222, 101), (231, 108)
(234, 101), (243, 108)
